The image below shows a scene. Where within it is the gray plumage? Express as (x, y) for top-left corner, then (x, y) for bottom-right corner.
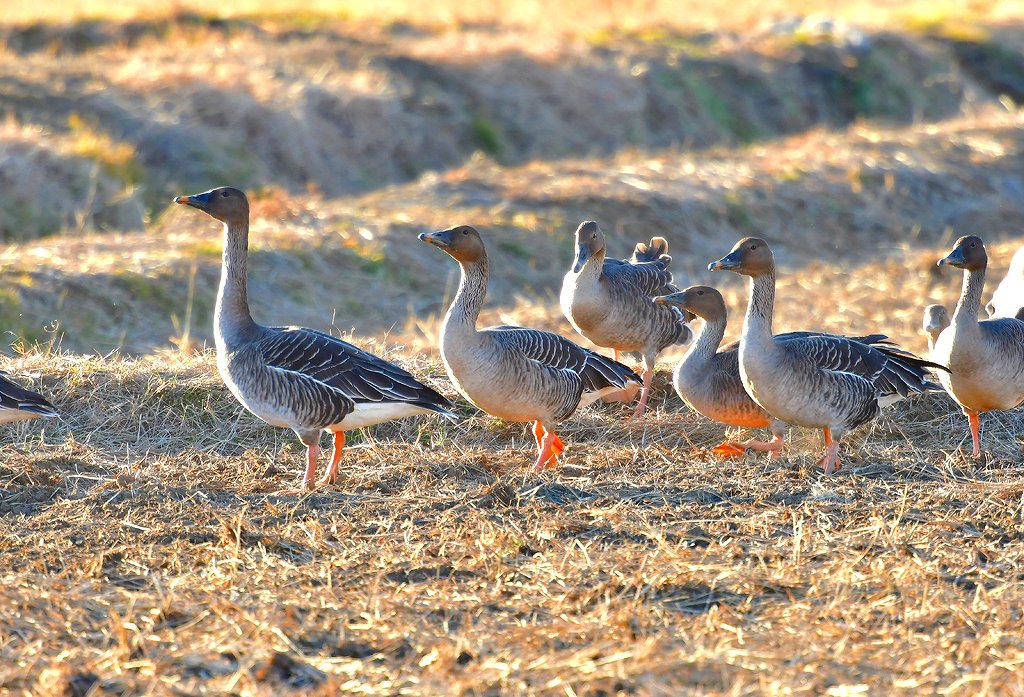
(560, 220), (691, 417)
(935, 235), (1024, 457)
(710, 238), (944, 474)
(420, 224), (641, 471)
(0, 371), (58, 424)
(176, 186), (454, 490)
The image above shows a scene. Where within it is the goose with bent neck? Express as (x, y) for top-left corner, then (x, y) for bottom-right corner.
(933, 235), (1024, 457)
(710, 237), (944, 475)
(420, 225), (641, 472)
(176, 186), (455, 492)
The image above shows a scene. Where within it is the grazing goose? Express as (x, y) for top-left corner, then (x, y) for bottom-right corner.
(0, 371), (58, 424)
(986, 244), (1024, 319)
(922, 304), (950, 354)
(709, 238), (945, 474)
(420, 225), (641, 471)
(176, 187), (455, 491)
(560, 221), (691, 418)
(656, 285), (941, 461)
(934, 235), (1024, 457)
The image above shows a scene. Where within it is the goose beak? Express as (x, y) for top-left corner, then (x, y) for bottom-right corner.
(709, 250), (741, 271)
(653, 291), (684, 307)
(419, 230), (453, 248)
(175, 191), (210, 210)
(937, 248), (965, 268)
(572, 244), (592, 273)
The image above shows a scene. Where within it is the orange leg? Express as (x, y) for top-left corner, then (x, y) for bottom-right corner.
(816, 428), (841, 475)
(301, 442), (320, 490)
(613, 349), (620, 362)
(629, 368), (654, 420)
(533, 421), (545, 449)
(317, 431), (346, 487)
(532, 427), (564, 472)
(966, 410), (982, 458)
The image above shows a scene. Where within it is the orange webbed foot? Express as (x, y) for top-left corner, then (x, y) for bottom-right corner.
(711, 441), (747, 458)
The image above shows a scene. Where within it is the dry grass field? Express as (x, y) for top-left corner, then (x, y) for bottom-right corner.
(4, 1), (1024, 695)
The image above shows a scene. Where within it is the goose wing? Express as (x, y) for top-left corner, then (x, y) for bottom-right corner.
(260, 327), (454, 412)
(486, 325), (641, 392)
(0, 372), (57, 418)
(602, 257), (677, 297)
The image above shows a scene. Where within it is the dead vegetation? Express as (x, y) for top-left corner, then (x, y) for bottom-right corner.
(3, 1), (1024, 694)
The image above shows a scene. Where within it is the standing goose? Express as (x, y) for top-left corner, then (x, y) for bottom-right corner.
(656, 285), (942, 461)
(934, 235), (1024, 457)
(420, 225), (641, 471)
(922, 304), (950, 354)
(560, 221), (691, 418)
(709, 238), (944, 474)
(0, 372), (58, 424)
(986, 244), (1024, 319)
(175, 187), (455, 491)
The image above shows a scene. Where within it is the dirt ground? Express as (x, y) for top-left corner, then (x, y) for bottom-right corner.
(3, 3), (1024, 695)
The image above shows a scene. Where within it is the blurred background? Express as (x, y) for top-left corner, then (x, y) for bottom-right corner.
(1, 0), (1023, 356)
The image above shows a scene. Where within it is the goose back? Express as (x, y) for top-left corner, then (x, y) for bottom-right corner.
(561, 223), (690, 355)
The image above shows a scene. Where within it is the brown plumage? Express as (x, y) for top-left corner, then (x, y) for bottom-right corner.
(934, 235), (1024, 457)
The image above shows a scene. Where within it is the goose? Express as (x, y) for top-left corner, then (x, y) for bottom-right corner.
(656, 285), (943, 461)
(709, 237), (945, 474)
(934, 235), (1024, 457)
(0, 371), (58, 424)
(922, 304), (950, 354)
(420, 225), (641, 471)
(175, 187), (455, 491)
(560, 221), (691, 418)
(986, 244), (1024, 319)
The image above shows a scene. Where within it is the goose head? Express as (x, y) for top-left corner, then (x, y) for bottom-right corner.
(938, 235), (987, 271)
(571, 220), (606, 273)
(175, 186), (249, 225)
(654, 285), (724, 324)
(709, 237), (774, 278)
(922, 304), (950, 340)
(419, 225), (486, 263)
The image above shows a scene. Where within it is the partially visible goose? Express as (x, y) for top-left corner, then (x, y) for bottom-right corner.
(176, 187), (455, 491)
(420, 225), (641, 471)
(0, 371), (58, 424)
(934, 235), (1024, 457)
(656, 285), (942, 461)
(922, 304), (950, 354)
(709, 238), (945, 474)
(560, 221), (691, 418)
(986, 244), (1024, 319)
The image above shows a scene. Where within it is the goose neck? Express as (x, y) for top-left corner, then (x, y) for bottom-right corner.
(215, 218), (256, 344)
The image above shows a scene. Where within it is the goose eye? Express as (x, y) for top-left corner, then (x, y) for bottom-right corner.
(462, 229), (468, 235)
(221, 191), (229, 197)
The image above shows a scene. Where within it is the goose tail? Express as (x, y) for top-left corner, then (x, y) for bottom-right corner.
(631, 237), (672, 267)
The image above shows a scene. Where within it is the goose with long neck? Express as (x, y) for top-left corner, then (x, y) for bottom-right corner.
(655, 285), (785, 458)
(709, 237), (945, 474)
(560, 221), (691, 418)
(175, 187), (455, 491)
(934, 235), (1024, 457)
(420, 225), (641, 471)
(657, 284), (944, 462)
